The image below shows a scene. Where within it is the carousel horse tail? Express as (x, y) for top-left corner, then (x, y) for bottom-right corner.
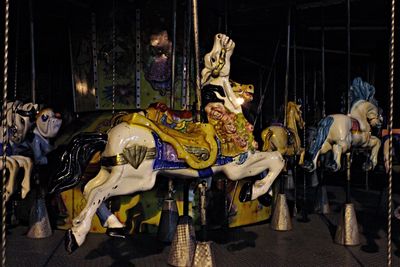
(304, 116), (334, 172)
(48, 132), (108, 194)
(261, 128), (273, 152)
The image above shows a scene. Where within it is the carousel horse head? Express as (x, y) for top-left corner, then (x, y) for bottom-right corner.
(287, 101), (305, 129)
(231, 80), (254, 104)
(5, 101), (38, 144)
(349, 77), (382, 129)
(201, 33), (235, 85)
(35, 108), (62, 139)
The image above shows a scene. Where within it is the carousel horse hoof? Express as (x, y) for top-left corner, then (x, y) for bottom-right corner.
(65, 229), (79, 254)
(239, 182), (253, 202)
(257, 193), (273, 207)
(302, 161), (314, 173)
(106, 227), (127, 238)
(325, 162), (338, 172)
(362, 161), (373, 172)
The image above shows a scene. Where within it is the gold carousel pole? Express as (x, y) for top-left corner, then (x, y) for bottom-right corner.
(387, 0), (396, 265)
(2, 1), (10, 265)
(192, 0), (201, 122)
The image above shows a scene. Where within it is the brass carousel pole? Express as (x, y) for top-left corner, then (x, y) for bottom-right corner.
(334, 0), (360, 246)
(271, 6), (292, 232)
(168, 1), (199, 265)
(2, 1), (10, 265)
(192, 0), (201, 122)
(158, 0), (179, 244)
(387, 0), (396, 264)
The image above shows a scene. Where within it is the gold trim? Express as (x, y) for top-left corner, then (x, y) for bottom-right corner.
(101, 147), (156, 168)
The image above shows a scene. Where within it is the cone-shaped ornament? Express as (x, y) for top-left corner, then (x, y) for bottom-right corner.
(167, 215), (196, 266)
(27, 198), (52, 238)
(334, 203), (360, 246)
(270, 193), (292, 231)
(192, 241), (216, 267)
(157, 198), (179, 242)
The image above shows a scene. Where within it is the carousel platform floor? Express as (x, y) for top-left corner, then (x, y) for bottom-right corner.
(5, 185), (400, 267)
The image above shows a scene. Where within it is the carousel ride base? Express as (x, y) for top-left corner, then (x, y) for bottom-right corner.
(5, 184), (399, 267)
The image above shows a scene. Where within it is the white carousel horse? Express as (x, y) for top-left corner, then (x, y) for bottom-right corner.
(0, 101), (38, 202)
(50, 33), (284, 253)
(303, 77), (382, 173)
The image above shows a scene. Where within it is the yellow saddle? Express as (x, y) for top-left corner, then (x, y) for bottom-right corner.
(122, 113), (218, 170)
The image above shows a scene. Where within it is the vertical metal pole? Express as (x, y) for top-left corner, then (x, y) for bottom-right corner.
(29, 0), (36, 104)
(300, 51), (309, 222)
(91, 13), (99, 109)
(346, 153), (351, 203)
(293, 14), (297, 102)
(259, 69), (263, 130)
(192, 0), (202, 122)
(135, 9), (141, 109)
(284, 7), (291, 127)
(68, 28), (77, 113)
(346, 0), (351, 114)
(224, 0), (228, 34)
(170, 0), (177, 109)
(112, 0), (116, 114)
(388, 0), (395, 265)
(2, 1), (10, 265)
(181, 1), (188, 109)
(313, 68), (317, 117)
(185, 0), (192, 110)
(13, 0), (20, 100)
(321, 4), (326, 118)
(273, 69), (276, 120)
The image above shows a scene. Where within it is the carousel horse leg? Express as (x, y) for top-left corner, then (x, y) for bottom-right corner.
(82, 168), (126, 237)
(3, 157), (20, 202)
(67, 164), (157, 253)
(330, 142), (347, 172)
(12, 155), (33, 199)
(237, 151), (284, 203)
(367, 136), (381, 171)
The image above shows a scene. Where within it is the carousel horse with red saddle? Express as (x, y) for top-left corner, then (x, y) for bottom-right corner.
(303, 77), (382, 173)
(50, 33), (285, 253)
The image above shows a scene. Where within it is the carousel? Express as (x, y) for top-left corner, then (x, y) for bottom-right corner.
(1, 0), (399, 266)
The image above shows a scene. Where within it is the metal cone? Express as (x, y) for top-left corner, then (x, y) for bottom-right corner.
(167, 215), (196, 266)
(270, 193), (292, 231)
(157, 198), (179, 242)
(285, 170), (295, 190)
(192, 241), (216, 267)
(334, 203), (360, 246)
(27, 198), (52, 238)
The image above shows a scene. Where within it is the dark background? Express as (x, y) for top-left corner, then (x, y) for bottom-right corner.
(1, 0), (398, 129)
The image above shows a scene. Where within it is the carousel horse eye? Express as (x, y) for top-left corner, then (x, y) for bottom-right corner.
(20, 117), (25, 124)
(211, 57), (216, 63)
(41, 114), (49, 122)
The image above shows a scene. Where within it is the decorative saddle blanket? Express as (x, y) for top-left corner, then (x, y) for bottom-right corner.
(122, 113), (218, 170)
(152, 133), (247, 177)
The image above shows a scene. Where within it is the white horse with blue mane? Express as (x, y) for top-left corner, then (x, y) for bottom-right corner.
(50, 33), (285, 253)
(303, 77), (382, 173)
